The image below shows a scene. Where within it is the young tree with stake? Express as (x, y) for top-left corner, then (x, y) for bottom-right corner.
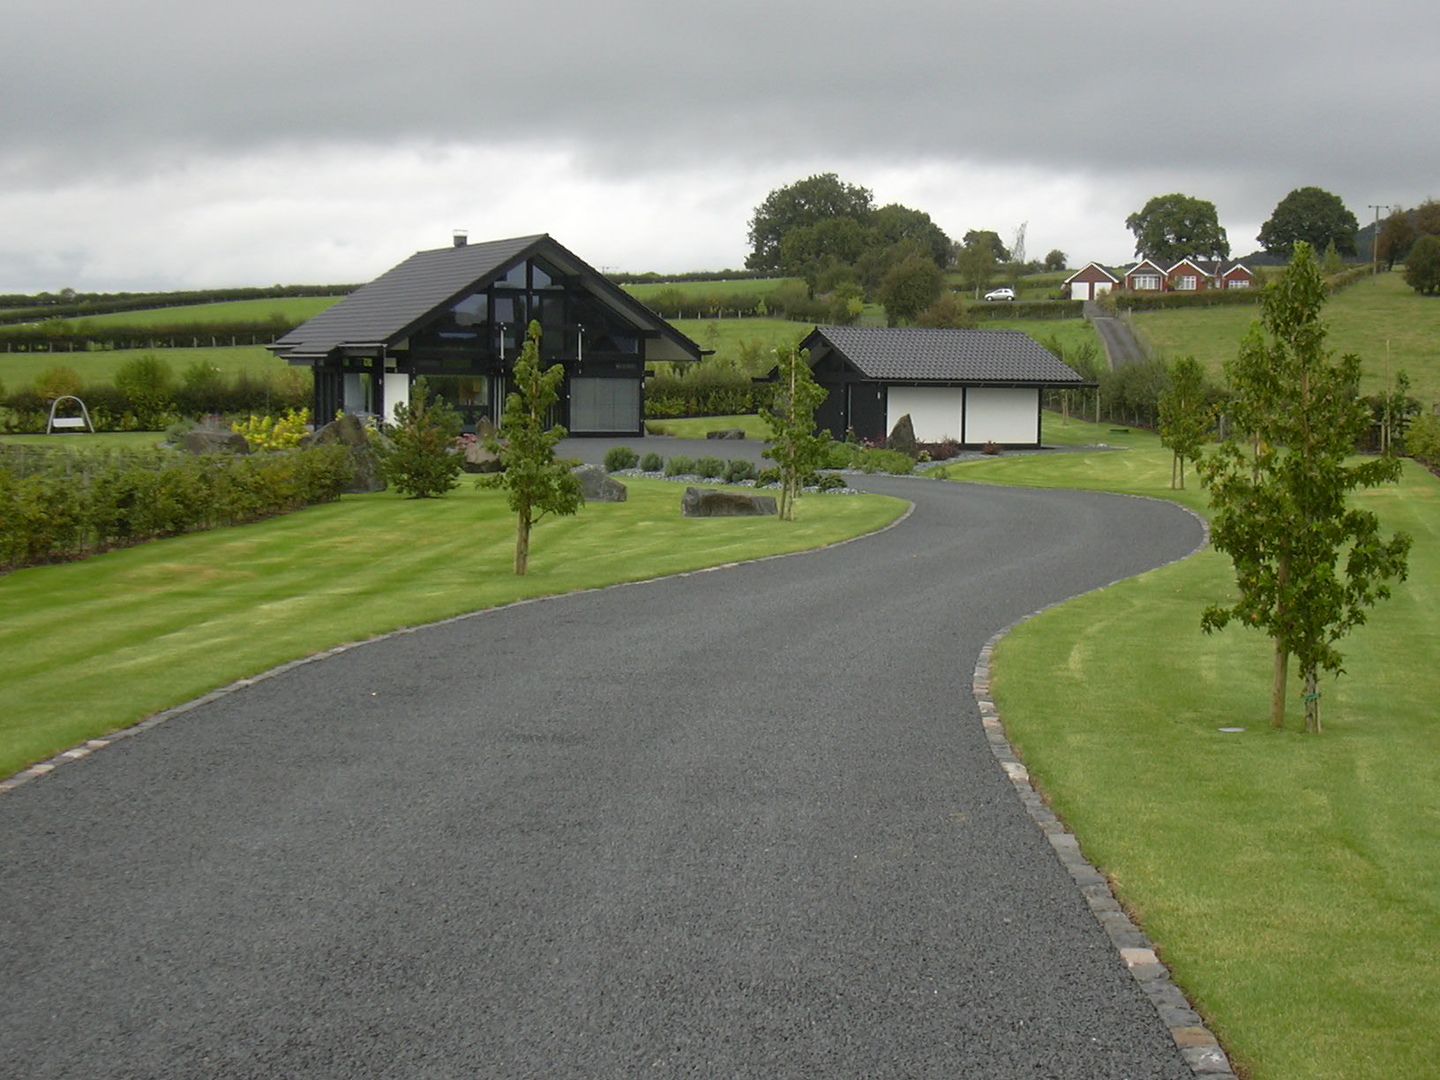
(1199, 244), (1411, 733)
(761, 344), (829, 521)
(1157, 356), (1212, 490)
(484, 321), (582, 575)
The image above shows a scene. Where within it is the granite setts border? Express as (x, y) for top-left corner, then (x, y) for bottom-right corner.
(970, 498), (1237, 1078)
(0, 499), (916, 795)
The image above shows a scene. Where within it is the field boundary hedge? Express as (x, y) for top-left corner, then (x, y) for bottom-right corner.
(0, 444), (354, 570)
(0, 285), (358, 326)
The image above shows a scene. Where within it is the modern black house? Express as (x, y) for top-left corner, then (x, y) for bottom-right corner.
(269, 233), (704, 436)
(799, 326), (1089, 447)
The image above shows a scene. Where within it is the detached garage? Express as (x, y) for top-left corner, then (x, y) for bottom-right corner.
(801, 325), (1089, 448)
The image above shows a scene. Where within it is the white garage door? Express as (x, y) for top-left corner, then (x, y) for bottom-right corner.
(886, 386), (963, 443)
(965, 388), (1038, 445)
(1069, 281), (1091, 301)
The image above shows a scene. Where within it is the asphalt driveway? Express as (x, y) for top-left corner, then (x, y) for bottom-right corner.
(0, 476), (1202, 1078)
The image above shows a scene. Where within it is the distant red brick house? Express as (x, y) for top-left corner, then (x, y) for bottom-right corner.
(1113, 257), (1255, 294)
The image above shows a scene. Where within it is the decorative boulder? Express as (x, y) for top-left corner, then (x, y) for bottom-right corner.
(462, 438), (502, 473)
(681, 486), (777, 517)
(301, 413), (386, 493)
(706, 428), (747, 440)
(887, 413), (918, 458)
(572, 463), (627, 503)
(181, 427), (250, 455)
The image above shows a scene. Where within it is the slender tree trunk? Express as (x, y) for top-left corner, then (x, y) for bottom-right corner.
(1171, 452), (1179, 489)
(1178, 454), (1186, 490)
(1271, 556), (1290, 728)
(1304, 664), (1321, 734)
(515, 504), (531, 575)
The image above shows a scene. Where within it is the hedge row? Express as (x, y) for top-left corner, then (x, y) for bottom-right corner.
(0, 444), (353, 570)
(968, 298), (1084, 320)
(3, 374), (311, 434)
(0, 285), (359, 324)
(645, 371), (776, 418)
(0, 320), (296, 352)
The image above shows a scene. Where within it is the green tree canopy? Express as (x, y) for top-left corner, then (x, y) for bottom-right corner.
(381, 377), (463, 498)
(1257, 186), (1359, 258)
(1412, 198), (1440, 238)
(1125, 193), (1230, 263)
(761, 345), (830, 521)
(1199, 243), (1411, 733)
(1157, 356), (1212, 490)
(1376, 207), (1416, 270)
(746, 173), (874, 272)
(1403, 234), (1440, 295)
(877, 255), (944, 325)
(961, 229), (1010, 263)
(1043, 249), (1067, 271)
(872, 204), (952, 268)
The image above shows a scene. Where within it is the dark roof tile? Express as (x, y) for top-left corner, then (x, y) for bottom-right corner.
(806, 326), (1087, 385)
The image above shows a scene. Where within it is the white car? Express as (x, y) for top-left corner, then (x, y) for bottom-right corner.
(983, 287), (1016, 302)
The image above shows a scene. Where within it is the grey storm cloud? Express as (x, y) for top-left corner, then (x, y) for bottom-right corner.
(3, 0), (1439, 288)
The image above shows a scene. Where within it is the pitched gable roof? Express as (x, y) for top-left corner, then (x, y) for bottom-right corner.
(801, 326), (1087, 385)
(271, 233), (702, 362)
(1062, 261), (1121, 284)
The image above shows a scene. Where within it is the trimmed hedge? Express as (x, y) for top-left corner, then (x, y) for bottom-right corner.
(0, 319), (300, 351)
(0, 285), (358, 326)
(645, 370), (775, 418)
(968, 298), (1084, 320)
(0, 444), (353, 570)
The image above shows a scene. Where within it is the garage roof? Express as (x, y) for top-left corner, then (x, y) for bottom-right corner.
(801, 326), (1089, 385)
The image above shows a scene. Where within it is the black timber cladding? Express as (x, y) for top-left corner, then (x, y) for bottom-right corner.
(801, 326), (1088, 385)
(270, 234), (702, 362)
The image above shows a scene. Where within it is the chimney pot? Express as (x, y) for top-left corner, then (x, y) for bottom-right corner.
(453, 230), (468, 248)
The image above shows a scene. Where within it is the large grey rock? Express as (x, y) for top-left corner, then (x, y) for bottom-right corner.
(887, 413), (918, 458)
(572, 463), (627, 503)
(301, 414), (386, 493)
(706, 428), (747, 440)
(681, 486), (777, 517)
(462, 437), (501, 474)
(181, 428), (250, 455)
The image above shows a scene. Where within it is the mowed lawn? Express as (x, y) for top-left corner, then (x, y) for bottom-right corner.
(0, 480), (905, 779)
(1133, 271), (1440, 405)
(940, 415), (1440, 1079)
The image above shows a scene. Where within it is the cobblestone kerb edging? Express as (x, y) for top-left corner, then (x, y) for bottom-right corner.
(0, 501), (917, 796)
(970, 498), (1237, 1078)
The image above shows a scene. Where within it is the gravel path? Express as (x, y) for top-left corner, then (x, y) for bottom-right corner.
(0, 477), (1202, 1078)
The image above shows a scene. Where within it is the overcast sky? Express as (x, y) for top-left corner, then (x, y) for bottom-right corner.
(3, 0), (1437, 292)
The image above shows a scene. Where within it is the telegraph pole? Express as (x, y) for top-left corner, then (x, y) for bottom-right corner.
(1368, 204), (1390, 276)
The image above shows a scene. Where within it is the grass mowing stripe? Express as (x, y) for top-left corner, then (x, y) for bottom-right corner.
(943, 413), (1440, 1079)
(0, 480), (905, 779)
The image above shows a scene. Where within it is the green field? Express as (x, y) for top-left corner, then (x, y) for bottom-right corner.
(622, 277), (800, 304)
(940, 415), (1439, 1078)
(1133, 271), (1440, 405)
(0, 431), (170, 450)
(0, 345), (297, 392)
(0, 479), (905, 779)
(645, 414), (772, 439)
(1, 296), (345, 332)
(670, 317), (810, 373)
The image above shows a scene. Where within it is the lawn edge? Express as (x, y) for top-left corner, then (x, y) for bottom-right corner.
(971, 495), (1241, 1079)
(0, 497), (915, 794)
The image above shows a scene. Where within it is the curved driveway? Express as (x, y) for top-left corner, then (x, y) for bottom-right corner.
(1, 475), (1201, 1078)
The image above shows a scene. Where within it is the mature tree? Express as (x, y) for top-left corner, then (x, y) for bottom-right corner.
(956, 237), (997, 298)
(877, 254), (944, 325)
(381, 376), (463, 498)
(1043, 249), (1067, 272)
(1157, 356), (1211, 489)
(1412, 198), (1440, 238)
(484, 321), (583, 574)
(961, 229), (1010, 263)
(761, 344), (830, 521)
(1198, 244), (1411, 733)
(1257, 186), (1359, 258)
(872, 204), (952, 268)
(1403, 234), (1440, 295)
(1126, 194), (1230, 263)
(778, 216), (871, 279)
(1376, 207), (1416, 270)
(746, 173), (874, 271)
